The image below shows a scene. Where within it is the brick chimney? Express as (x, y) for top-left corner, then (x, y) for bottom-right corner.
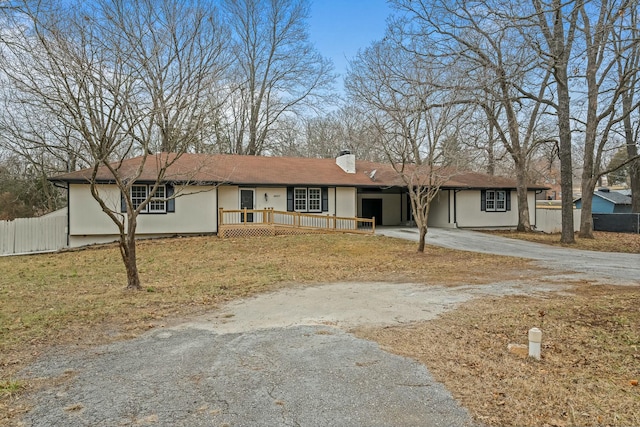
(336, 150), (355, 174)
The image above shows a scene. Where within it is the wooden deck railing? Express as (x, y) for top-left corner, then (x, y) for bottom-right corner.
(218, 208), (375, 238)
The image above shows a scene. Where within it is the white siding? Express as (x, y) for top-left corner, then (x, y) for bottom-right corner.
(336, 187), (357, 218)
(455, 190), (536, 228)
(68, 183), (217, 247)
(427, 190), (453, 228)
(258, 187), (288, 211)
(217, 186), (239, 210)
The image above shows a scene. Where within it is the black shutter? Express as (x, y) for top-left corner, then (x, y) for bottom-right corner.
(166, 184), (175, 213)
(480, 190), (486, 211)
(287, 187), (294, 211)
(321, 187), (329, 212)
(121, 191), (127, 213)
(506, 191), (511, 211)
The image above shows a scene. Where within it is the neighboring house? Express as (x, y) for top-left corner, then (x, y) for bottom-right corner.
(49, 152), (547, 247)
(574, 188), (632, 214)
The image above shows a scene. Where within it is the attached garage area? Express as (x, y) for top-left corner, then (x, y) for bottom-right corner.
(358, 189), (403, 226)
(358, 188), (537, 229)
(358, 188), (454, 227)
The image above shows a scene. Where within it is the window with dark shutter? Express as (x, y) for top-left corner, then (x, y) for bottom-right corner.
(166, 184), (175, 213)
(121, 183), (171, 214)
(321, 187), (329, 212)
(482, 190), (508, 212)
(287, 187), (294, 211)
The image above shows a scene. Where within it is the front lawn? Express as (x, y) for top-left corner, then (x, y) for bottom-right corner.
(1, 233), (638, 426)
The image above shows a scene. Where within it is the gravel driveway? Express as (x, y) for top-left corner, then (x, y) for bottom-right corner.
(20, 228), (633, 427)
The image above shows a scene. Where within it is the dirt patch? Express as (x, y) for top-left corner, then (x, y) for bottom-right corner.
(355, 284), (640, 427)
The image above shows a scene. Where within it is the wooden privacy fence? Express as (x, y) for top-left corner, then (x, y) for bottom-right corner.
(218, 208), (375, 238)
(0, 216), (67, 255)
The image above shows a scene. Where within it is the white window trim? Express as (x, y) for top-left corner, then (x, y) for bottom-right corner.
(131, 184), (148, 212)
(148, 185), (166, 213)
(486, 190), (506, 212)
(308, 187), (322, 212)
(294, 187), (308, 212)
(131, 184), (166, 213)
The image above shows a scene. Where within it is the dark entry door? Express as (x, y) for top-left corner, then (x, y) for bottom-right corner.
(240, 189), (254, 222)
(362, 199), (383, 225)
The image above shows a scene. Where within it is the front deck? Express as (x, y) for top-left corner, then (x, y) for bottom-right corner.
(218, 208), (375, 238)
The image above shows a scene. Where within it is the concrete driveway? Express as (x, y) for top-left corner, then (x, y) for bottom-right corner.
(20, 228), (635, 427)
(377, 227), (640, 284)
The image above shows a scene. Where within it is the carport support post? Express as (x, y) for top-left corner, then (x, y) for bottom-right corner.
(528, 327), (542, 360)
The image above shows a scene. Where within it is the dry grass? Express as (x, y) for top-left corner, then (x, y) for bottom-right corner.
(355, 284), (640, 427)
(485, 230), (640, 253)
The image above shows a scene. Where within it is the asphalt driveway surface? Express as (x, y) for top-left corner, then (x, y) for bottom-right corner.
(378, 227), (640, 284)
(22, 326), (476, 427)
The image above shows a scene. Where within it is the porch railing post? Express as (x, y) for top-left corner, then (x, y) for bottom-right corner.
(218, 208), (224, 226)
(244, 208), (247, 224)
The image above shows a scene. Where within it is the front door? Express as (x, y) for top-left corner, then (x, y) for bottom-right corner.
(362, 198), (383, 226)
(240, 189), (254, 222)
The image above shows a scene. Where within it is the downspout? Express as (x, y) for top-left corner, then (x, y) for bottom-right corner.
(447, 190), (451, 224)
(66, 184), (70, 246)
(401, 189), (404, 224)
(215, 186), (219, 234)
(453, 189), (460, 226)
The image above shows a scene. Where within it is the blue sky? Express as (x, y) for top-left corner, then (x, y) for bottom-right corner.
(308, 0), (393, 78)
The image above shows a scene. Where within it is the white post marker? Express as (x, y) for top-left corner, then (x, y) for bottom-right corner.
(528, 327), (542, 360)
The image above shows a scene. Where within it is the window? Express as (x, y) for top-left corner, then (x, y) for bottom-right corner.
(148, 185), (166, 213)
(495, 191), (506, 211)
(294, 188), (307, 211)
(129, 184), (166, 213)
(308, 188), (321, 212)
(288, 187), (328, 213)
(483, 190), (507, 212)
(131, 185), (148, 210)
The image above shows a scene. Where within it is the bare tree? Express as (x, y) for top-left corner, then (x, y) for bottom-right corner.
(391, 0), (556, 232)
(571, 0), (640, 237)
(0, 0), (231, 289)
(529, 0), (581, 243)
(219, 0), (335, 155)
(614, 1), (640, 212)
(347, 39), (467, 252)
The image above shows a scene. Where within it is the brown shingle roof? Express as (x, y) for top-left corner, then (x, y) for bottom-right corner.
(50, 153), (547, 190)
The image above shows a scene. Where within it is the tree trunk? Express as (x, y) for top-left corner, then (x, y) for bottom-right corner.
(119, 218), (142, 290)
(578, 178), (597, 239)
(417, 224), (427, 252)
(629, 159), (640, 213)
(515, 159), (532, 232)
(487, 120), (495, 176)
(555, 64), (575, 244)
(123, 239), (141, 290)
(622, 91), (640, 213)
